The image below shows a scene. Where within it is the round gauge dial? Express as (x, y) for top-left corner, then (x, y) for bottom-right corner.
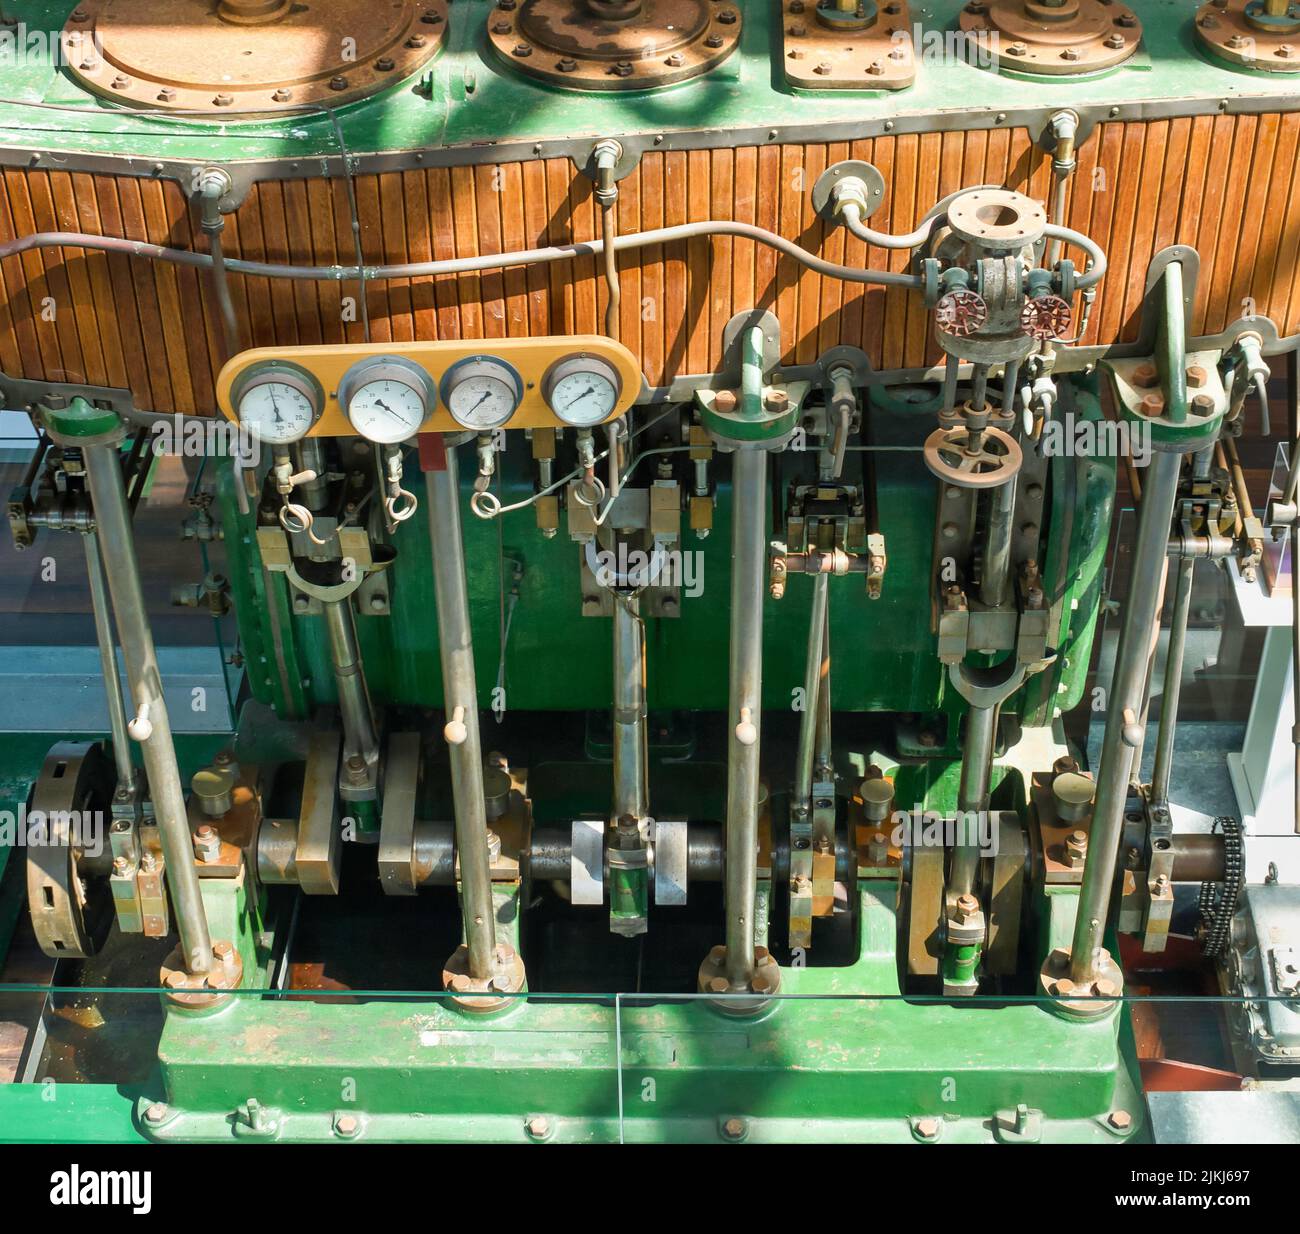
(543, 355), (622, 427)
(440, 357), (524, 431)
(232, 364), (323, 445)
(337, 357), (436, 444)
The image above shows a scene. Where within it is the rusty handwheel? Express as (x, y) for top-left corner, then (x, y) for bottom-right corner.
(934, 289), (989, 338)
(26, 741), (116, 959)
(923, 425), (1022, 489)
(1020, 294), (1073, 341)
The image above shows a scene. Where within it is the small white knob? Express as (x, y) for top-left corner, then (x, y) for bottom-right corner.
(735, 707), (758, 747)
(444, 705), (468, 746)
(127, 702), (153, 743)
(1120, 707), (1143, 749)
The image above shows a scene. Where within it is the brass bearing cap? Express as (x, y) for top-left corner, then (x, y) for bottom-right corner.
(441, 941), (527, 1013)
(160, 941), (244, 1010)
(697, 944), (783, 1014)
(1038, 945), (1123, 1020)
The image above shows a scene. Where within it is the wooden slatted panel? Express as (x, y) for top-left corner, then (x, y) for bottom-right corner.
(1, 121), (1298, 412)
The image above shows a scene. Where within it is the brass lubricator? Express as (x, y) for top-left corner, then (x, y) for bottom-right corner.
(61, 0), (448, 113)
(486, 0), (742, 91)
(958, 0), (1142, 75)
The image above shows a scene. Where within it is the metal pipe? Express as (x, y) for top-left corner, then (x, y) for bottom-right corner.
(83, 532), (136, 792)
(1150, 555), (1195, 805)
(83, 442), (213, 973)
(814, 595), (833, 778)
(0, 220), (927, 289)
(724, 448), (768, 988)
(793, 573), (829, 816)
(322, 598), (379, 770)
(950, 702), (997, 897)
(980, 476), (1018, 608)
(426, 446), (497, 979)
(611, 590), (649, 824)
(1070, 449), (1182, 983)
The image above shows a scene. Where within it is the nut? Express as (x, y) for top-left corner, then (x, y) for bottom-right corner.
(1107, 1109), (1133, 1131)
(721, 1116), (746, 1141)
(335, 1113), (359, 1136)
(526, 1115), (550, 1139)
(915, 1116), (940, 1139)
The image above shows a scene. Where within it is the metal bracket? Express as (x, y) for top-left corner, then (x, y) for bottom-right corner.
(378, 732), (422, 896)
(296, 730), (341, 895)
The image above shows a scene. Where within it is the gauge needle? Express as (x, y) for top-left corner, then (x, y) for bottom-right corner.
(374, 397), (416, 428)
(565, 387), (596, 409)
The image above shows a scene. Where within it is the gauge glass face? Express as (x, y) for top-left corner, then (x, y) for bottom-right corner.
(237, 379), (317, 444)
(346, 377), (429, 444)
(549, 367), (619, 426)
(445, 366), (520, 430)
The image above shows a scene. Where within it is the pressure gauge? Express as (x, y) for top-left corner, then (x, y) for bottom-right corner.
(337, 356), (437, 444)
(232, 363), (323, 445)
(543, 354), (622, 427)
(440, 356), (524, 431)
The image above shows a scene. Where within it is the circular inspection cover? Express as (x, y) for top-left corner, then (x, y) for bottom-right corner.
(487, 0), (742, 91)
(959, 0), (1141, 75)
(62, 0), (448, 114)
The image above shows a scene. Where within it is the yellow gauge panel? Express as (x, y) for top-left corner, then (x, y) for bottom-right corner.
(216, 337), (644, 438)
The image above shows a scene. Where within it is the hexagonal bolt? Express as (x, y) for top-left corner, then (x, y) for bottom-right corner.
(143, 1102), (169, 1125)
(1108, 1109), (1133, 1131)
(212, 94), (235, 108)
(720, 1116), (747, 1141)
(334, 1112), (360, 1137)
(525, 1115), (551, 1140)
(1049, 977), (1076, 997)
(954, 892), (980, 923)
(1186, 364), (1209, 388)
(1065, 829), (1088, 868)
(1132, 361), (1159, 388)
(193, 825), (221, 862)
(914, 1116), (940, 1140)
(1093, 978), (1120, 999)
(213, 941), (238, 970)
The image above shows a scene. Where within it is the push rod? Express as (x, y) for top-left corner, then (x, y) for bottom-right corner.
(83, 442), (213, 973)
(426, 445), (497, 979)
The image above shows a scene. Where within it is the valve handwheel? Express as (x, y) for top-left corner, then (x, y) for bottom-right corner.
(923, 425), (1022, 489)
(934, 289), (989, 338)
(1020, 294), (1073, 341)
